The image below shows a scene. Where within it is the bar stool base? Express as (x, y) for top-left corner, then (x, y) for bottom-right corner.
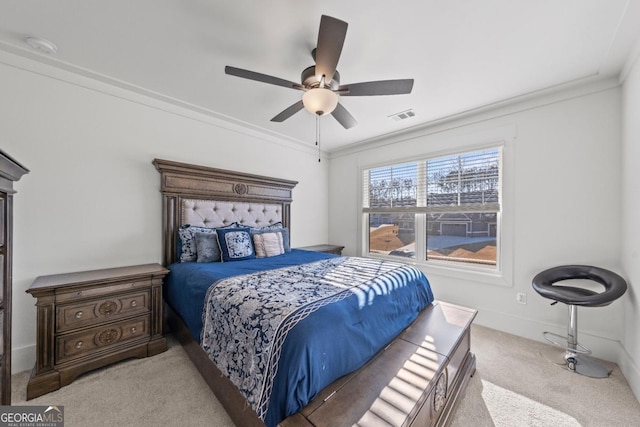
(570, 354), (611, 378)
(539, 348), (611, 378)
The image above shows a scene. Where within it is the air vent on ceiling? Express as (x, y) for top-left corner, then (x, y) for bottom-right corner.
(388, 109), (416, 121)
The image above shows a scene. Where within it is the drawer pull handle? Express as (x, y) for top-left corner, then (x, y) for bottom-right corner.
(130, 301), (137, 307)
(75, 311), (83, 319)
(75, 341), (83, 349)
(130, 327), (137, 334)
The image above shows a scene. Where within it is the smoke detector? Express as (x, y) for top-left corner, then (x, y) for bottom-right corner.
(25, 37), (58, 54)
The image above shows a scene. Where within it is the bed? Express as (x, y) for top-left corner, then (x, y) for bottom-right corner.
(153, 158), (477, 427)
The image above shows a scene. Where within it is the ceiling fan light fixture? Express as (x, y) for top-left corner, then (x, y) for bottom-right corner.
(302, 88), (338, 116)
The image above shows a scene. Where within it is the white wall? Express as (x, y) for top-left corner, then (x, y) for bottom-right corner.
(329, 79), (628, 364)
(0, 51), (330, 373)
(621, 50), (640, 399)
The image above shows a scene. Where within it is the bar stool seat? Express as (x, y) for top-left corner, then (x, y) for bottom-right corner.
(532, 265), (627, 378)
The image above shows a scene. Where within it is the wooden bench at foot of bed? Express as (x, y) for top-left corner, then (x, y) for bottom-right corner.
(280, 300), (477, 427)
(168, 299), (476, 427)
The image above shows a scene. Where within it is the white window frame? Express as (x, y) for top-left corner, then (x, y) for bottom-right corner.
(358, 128), (515, 288)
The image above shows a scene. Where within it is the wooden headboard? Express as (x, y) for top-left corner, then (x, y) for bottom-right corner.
(153, 159), (298, 266)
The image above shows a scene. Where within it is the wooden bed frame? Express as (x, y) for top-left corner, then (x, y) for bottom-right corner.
(153, 158), (477, 427)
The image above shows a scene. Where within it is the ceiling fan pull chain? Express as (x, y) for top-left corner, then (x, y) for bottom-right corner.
(316, 113), (321, 162)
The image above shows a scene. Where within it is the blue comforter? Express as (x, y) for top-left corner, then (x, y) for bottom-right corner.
(164, 250), (434, 427)
(165, 249), (337, 340)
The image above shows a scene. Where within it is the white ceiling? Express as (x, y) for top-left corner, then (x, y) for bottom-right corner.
(1, 1), (639, 152)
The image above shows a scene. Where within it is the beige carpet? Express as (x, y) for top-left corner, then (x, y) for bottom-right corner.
(12, 325), (640, 426)
(449, 326), (640, 427)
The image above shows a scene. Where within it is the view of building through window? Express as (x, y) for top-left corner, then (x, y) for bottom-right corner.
(364, 149), (500, 267)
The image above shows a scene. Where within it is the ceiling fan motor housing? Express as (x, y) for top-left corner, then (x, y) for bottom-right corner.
(301, 66), (340, 90)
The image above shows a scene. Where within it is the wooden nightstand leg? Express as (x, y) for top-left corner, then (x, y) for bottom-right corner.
(27, 295), (60, 399)
(147, 337), (168, 356)
(33, 296), (56, 374)
(27, 367), (60, 400)
(148, 276), (167, 356)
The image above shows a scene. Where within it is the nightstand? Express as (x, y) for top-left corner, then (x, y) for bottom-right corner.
(298, 244), (344, 255)
(26, 263), (169, 399)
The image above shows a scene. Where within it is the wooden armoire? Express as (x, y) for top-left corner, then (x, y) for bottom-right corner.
(0, 150), (29, 404)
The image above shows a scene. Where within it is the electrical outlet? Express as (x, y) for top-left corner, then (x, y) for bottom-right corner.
(516, 292), (527, 304)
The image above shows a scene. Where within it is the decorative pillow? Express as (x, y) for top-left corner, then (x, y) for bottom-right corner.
(216, 227), (256, 262)
(253, 231), (285, 258)
(177, 223), (238, 262)
(178, 225), (215, 262)
(250, 224), (291, 252)
(262, 221), (284, 229)
(195, 232), (222, 263)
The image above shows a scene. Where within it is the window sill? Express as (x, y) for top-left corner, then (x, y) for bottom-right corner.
(364, 252), (512, 288)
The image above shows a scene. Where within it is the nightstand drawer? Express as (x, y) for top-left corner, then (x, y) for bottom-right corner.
(55, 279), (152, 303)
(56, 316), (150, 364)
(56, 291), (150, 333)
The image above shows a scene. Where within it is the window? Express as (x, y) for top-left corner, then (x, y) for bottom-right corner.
(363, 148), (501, 270)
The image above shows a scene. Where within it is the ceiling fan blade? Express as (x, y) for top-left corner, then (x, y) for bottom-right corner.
(225, 66), (302, 90)
(271, 100), (305, 122)
(331, 103), (358, 129)
(339, 79), (414, 96)
(315, 15), (348, 83)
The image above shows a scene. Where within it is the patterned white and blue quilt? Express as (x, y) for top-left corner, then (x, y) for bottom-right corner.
(199, 256), (433, 427)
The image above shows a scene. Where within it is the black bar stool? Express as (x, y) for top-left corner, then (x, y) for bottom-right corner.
(532, 265), (627, 378)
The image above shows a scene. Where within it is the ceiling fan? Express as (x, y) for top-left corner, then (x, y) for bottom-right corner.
(225, 15), (414, 129)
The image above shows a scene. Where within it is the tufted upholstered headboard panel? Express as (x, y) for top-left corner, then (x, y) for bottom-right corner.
(181, 199), (283, 229)
(153, 159), (298, 265)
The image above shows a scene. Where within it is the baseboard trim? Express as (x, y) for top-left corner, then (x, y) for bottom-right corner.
(12, 344), (36, 375)
(617, 345), (640, 402)
(473, 309), (623, 363)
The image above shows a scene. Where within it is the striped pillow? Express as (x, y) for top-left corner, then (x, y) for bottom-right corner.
(253, 231), (285, 258)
